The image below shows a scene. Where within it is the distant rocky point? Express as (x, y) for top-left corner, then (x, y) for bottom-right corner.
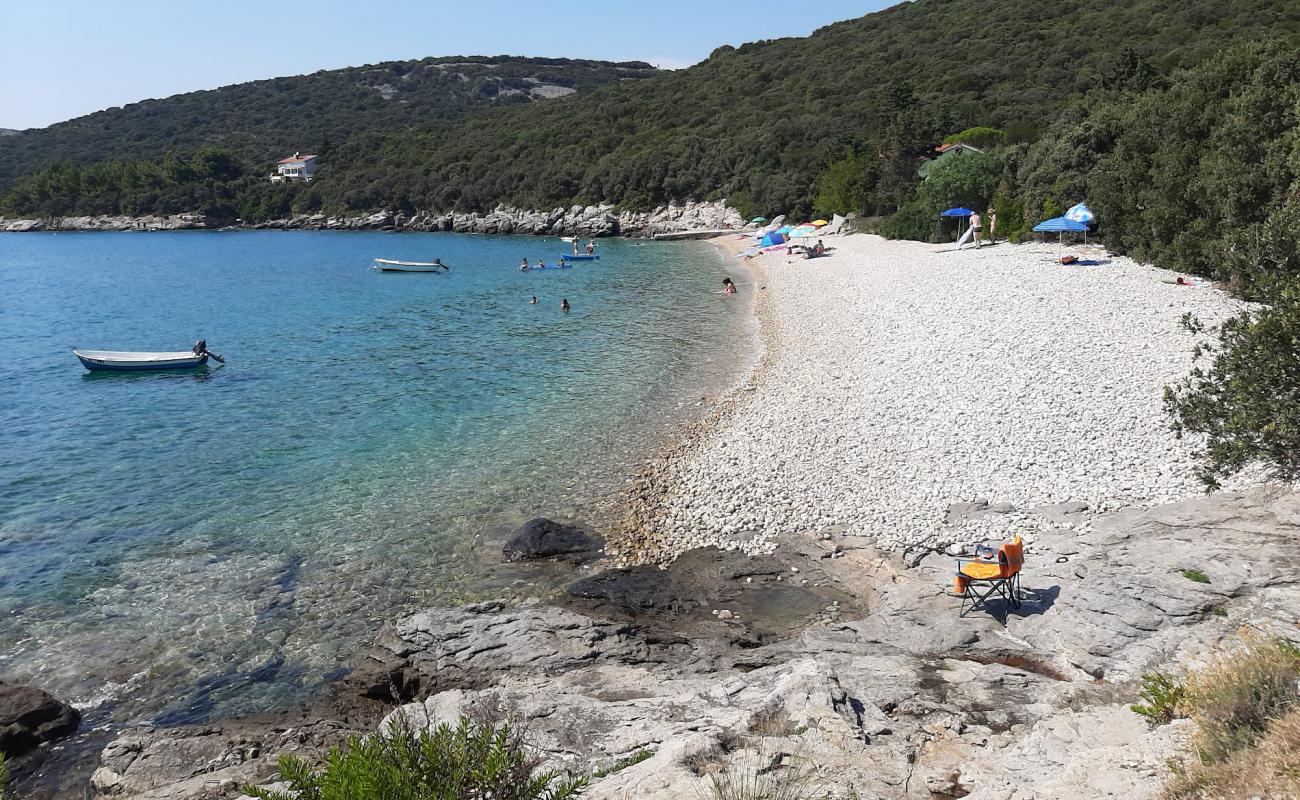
(0, 199), (744, 238)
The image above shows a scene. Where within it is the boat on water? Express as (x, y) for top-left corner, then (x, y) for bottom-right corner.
(560, 254), (600, 261)
(373, 258), (448, 273)
(74, 340), (224, 372)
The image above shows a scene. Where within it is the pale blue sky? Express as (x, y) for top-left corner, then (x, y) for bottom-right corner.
(0, 1), (895, 130)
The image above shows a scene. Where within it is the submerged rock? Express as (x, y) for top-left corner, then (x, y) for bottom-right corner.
(0, 681), (81, 758)
(503, 518), (602, 561)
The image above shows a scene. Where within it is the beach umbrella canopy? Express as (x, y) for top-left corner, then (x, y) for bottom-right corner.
(760, 231), (788, 247)
(940, 207), (974, 217)
(1033, 217), (1089, 232)
(1033, 216), (1089, 262)
(777, 225), (795, 235)
(751, 216), (768, 223)
(790, 225), (818, 238)
(1064, 203), (1094, 224)
(811, 219), (829, 226)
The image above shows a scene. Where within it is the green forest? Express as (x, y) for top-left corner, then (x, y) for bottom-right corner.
(0, 55), (657, 192)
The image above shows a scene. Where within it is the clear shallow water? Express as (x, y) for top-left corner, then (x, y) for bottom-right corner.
(0, 231), (751, 725)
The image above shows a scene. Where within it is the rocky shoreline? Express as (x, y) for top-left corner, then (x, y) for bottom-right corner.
(65, 489), (1300, 800)
(0, 200), (744, 238)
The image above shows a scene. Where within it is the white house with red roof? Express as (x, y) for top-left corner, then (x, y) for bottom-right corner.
(272, 152), (318, 182)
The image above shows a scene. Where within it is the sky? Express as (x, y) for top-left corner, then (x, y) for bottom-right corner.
(0, 1), (896, 130)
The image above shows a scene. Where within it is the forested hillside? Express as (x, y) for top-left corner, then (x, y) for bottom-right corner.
(0, 56), (656, 191)
(6, 0), (1300, 224)
(276, 0), (1300, 216)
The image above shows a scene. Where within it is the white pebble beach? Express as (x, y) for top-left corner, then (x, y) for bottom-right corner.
(631, 233), (1258, 561)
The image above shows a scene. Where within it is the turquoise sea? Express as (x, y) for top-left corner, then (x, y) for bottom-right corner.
(0, 231), (752, 726)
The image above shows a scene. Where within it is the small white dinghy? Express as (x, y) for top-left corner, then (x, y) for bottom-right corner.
(373, 258), (448, 273)
(74, 340), (224, 372)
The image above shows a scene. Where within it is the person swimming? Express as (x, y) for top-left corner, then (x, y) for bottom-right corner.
(530, 295), (538, 304)
(722, 277), (737, 294)
(520, 258), (530, 271)
(561, 298), (571, 313)
(433, 258), (449, 271)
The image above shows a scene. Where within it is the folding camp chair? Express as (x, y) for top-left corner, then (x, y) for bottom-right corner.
(952, 535), (1023, 617)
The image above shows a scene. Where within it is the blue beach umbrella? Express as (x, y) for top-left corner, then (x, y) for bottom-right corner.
(940, 207), (975, 241)
(751, 216), (768, 223)
(760, 231), (788, 247)
(1033, 216), (1090, 262)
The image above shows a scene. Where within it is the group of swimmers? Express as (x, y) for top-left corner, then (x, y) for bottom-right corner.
(527, 295), (570, 312)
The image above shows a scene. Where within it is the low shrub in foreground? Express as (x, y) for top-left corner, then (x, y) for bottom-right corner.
(1158, 635), (1300, 798)
(1164, 708), (1300, 800)
(244, 713), (586, 800)
(1132, 672), (1187, 726)
(1182, 636), (1300, 764)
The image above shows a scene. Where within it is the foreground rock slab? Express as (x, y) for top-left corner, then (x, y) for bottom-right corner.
(89, 488), (1300, 799)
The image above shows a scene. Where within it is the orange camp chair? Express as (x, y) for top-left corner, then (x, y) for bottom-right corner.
(952, 535), (1024, 617)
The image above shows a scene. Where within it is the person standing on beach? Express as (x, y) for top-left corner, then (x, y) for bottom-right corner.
(987, 208), (998, 244)
(969, 210), (983, 248)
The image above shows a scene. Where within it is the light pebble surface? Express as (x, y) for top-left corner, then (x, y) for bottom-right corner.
(625, 234), (1261, 561)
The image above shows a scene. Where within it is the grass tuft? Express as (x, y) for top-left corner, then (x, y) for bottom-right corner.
(1182, 569), (1211, 584)
(1162, 634), (1300, 799)
(592, 749), (654, 779)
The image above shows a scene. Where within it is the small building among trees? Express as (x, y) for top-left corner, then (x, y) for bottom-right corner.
(272, 152), (318, 182)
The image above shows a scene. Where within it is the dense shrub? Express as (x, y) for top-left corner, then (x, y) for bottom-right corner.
(1164, 709), (1300, 800)
(878, 199), (942, 243)
(1182, 636), (1300, 764)
(244, 713), (587, 800)
(1089, 41), (1300, 280)
(1166, 295), (1300, 489)
(1151, 635), (1300, 798)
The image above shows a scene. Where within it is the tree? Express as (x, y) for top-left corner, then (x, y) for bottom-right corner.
(920, 150), (1004, 213)
(942, 127), (1006, 149)
(813, 148), (872, 217)
(1164, 202), (1300, 489)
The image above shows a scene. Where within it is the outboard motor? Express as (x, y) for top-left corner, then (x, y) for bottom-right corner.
(193, 339), (225, 364)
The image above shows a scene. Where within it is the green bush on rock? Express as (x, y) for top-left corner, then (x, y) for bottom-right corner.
(244, 713), (587, 800)
(1165, 279), (1300, 490)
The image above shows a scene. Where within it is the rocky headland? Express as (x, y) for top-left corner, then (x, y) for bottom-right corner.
(0, 200), (743, 237)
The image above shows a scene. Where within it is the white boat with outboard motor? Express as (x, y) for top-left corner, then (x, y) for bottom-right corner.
(373, 258), (449, 273)
(74, 340), (225, 372)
